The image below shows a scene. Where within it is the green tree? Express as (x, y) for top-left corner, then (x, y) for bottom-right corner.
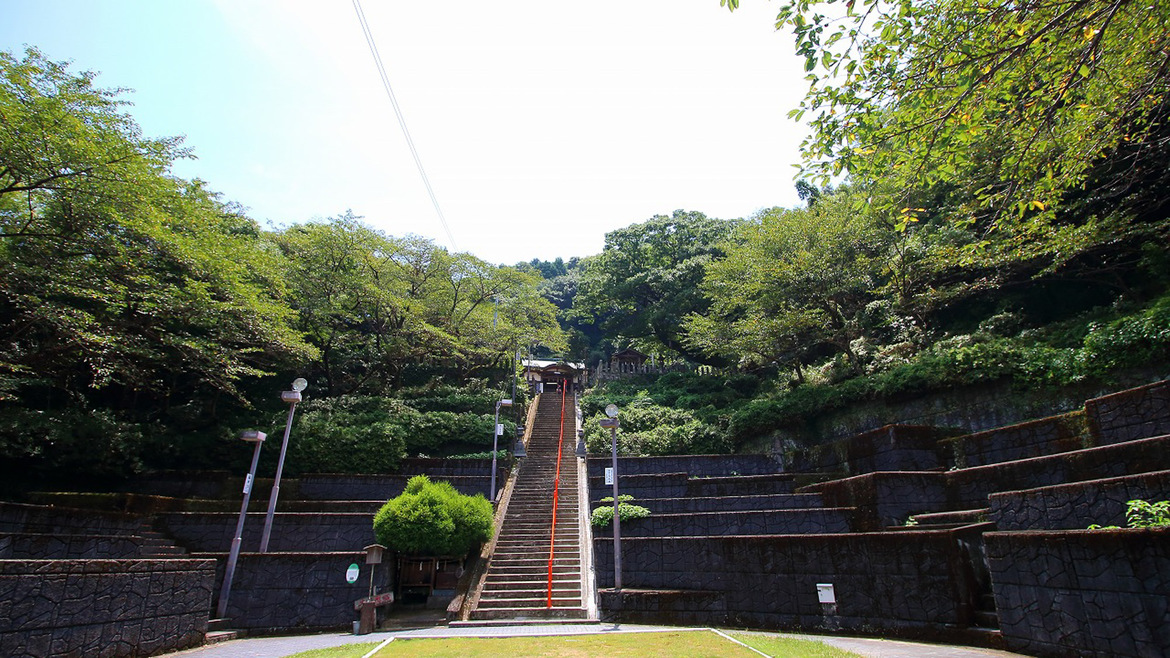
(0, 48), (311, 407)
(277, 217), (565, 392)
(748, 0), (1170, 232)
(686, 193), (890, 376)
(575, 210), (739, 362)
(0, 48), (314, 481)
(373, 475), (493, 557)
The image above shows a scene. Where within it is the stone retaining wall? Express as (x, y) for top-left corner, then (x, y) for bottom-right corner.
(785, 425), (947, 475)
(130, 471), (234, 499)
(989, 470), (1170, 531)
(588, 473), (688, 501)
(586, 455), (781, 478)
(946, 434), (1170, 509)
(1085, 378), (1170, 445)
(298, 473), (495, 501)
(802, 472), (949, 530)
(0, 558), (215, 658)
(589, 473), (798, 503)
(160, 512), (374, 553)
(397, 458), (504, 477)
(0, 501), (142, 535)
(0, 534), (148, 559)
(594, 530), (973, 640)
(645, 493), (825, 514)
(942, 412), (1090, 469)
(987, 528), (1170, 657)
(758, 369), (1165, 452)
(616, 508), (856, 537)
(197, 551), (388, 634)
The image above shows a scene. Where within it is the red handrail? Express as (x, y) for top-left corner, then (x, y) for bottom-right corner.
(546, 385), (568, 607)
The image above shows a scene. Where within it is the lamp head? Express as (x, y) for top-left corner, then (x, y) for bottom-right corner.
(605, 404), (619, 418)
(291, 378), (308, 392)
(240, 430), (267, 443)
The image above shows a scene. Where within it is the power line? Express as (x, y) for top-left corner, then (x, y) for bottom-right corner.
(351, 0), (458, 252)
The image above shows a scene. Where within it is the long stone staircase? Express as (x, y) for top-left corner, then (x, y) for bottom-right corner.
(469, 391), (592, 621)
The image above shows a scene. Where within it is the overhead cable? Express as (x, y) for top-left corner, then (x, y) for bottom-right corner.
(351, 0), (458, 251)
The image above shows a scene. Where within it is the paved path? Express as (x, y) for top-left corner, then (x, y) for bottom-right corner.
(167, 624), (1030, 658)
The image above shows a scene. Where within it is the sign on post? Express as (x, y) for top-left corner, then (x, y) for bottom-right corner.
(604, 467), (614, 485)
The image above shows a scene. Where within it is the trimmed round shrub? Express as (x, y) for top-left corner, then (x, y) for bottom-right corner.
(373, 475), (493, 557)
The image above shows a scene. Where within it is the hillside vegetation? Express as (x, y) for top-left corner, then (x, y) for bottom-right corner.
(4, 0), (1169, 483)
(0, 49), (551, 489)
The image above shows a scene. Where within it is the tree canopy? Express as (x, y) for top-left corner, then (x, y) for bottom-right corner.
(574, 210), (739, 363)
(0, 48), (565, 486)
(754, 0), (1170, 228)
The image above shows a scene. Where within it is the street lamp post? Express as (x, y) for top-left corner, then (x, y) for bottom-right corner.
(490, 398), (513, 502)
(600, 404), (622, 591)
(216, 430), (266, 619)
(259, 378), (307, 553)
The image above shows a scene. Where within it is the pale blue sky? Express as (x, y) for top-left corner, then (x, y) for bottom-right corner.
(2, 1), (808, 264)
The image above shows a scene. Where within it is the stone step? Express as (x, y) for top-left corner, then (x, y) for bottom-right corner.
(205, 630), (239, 644)
(495, 539), (579, 548)
(486, 564), (581, 576)
(476, 596), (583, 609)
(207, 618), (234, 632)
(466, 607), (590, 622)
(484, 573), (581, 585)
(480, 587), (582, 600)
(489, 549), (581, 560)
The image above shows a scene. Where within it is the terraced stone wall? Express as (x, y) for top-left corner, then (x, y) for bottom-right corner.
(0, 533), (147, 559)
(989, 470), (1170, 531)
(784, 425), (947, 475)
(594, 531), (976, 641)
(987, 528), (1170, 658)
(617, 508), (856, 537)
(0, 558), (215, 658)
(586, 455), (781, 478)
(160, 511), (375, 553)
(941, 411), (1090, 469)
(198, 551), (389, 634)
(803, 472), (948, 530)
(1086, 379), (1170, 445)
(298, 472), (498, 501)
(946, 434), (1170, 509)
(0, 501), (141, 535)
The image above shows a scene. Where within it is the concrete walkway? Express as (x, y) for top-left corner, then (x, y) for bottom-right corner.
(167, 624), (1030, 658)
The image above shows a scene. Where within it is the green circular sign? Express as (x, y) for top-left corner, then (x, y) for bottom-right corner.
(346, 563), (360, 584)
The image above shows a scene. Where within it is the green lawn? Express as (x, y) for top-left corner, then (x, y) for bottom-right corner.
(284, 631), (861, 658)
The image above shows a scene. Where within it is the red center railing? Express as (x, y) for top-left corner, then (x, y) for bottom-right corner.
(546, 385), (568, 607)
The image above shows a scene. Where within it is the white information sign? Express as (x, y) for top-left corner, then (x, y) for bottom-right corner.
(817, 583), (836, 604)
(604, 467), (614, 485)
(346, 563), (360, 584)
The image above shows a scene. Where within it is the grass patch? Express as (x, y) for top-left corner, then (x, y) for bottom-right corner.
(730, 631), (862, 657)
(283, 630), (864, 657)
(285, 643), (378, 658)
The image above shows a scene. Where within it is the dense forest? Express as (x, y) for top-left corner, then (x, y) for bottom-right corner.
(3, 0), (1169, 485)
